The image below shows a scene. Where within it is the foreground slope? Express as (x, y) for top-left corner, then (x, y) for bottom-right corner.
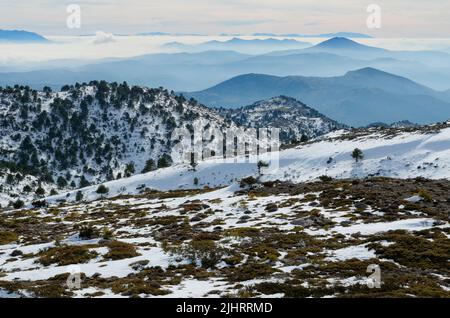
(0, 178), (449, 298)
(45, 122), (450, 205)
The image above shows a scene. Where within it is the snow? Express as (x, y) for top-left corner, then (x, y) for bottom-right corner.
(2, 246), (181, 282)
(307, 218), (445, 236)
(405, 195), (422, 203)
(325, 245), (377, 261)
(155, 278), (230, 298)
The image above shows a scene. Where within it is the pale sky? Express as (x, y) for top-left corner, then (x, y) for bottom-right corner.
(1, 0), (450, 37)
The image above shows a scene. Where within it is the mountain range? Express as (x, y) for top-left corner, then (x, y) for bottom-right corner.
(187, 68), (450, 127)
(2, 37), (450, 91)
(164, 37), (311, 54)
(253, 32), (373, 38)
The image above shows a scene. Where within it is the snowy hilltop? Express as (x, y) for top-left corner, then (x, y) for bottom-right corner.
(0, 83), (343, 207)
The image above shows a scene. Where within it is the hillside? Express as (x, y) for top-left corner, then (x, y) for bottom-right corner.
(220, 96), (345, 142)
(41, 121), (450, 206)
(0, 82), (235, 207)
(0, 84), (345, 207)
(0, 178), (448, 298)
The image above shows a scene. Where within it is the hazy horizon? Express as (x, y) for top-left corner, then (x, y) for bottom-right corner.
(1, 0), (450, 38)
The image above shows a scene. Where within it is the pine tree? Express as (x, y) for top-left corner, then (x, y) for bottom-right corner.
(142, 159), (156, 173)
(77, 176), (89, 188)
(57, 176), (68, 189)
(35, 186), (45, 196)
(257, 160), (270, 177)
(75, 191), (84, 202)
(96, 184), (109, 194)
(125, 162), (135, 177)
(351, 148), (364, 163)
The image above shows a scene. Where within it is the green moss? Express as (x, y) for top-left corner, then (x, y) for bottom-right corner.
(104, 241), (140, 260)
(0, 231), (19, 244)
(368, 234), (450, 270)
(39, 246), (98, 266)
(226, 262), (278, 282)
(226, 227), (260, 238)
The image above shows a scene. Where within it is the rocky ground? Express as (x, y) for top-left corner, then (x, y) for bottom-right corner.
(0, 177), (449, 298)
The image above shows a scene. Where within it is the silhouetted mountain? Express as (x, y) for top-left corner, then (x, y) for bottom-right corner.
(253, 32), (373, 38)
(0, 30), (48, 43)
(164, 37), (311, 54)
(304, 37), (388, 59)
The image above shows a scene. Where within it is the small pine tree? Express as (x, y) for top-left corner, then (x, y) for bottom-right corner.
(13, 200), (25, 209)
(23, 185), (32, 193)
(157, 154), (172, 168)
(124, 162), (135, 177)
(300, 134), (309, 143)
(79, 175), (90, 188)
(194, 177), (199, 186)
(351, 148), (364, 163)
(75, 191), (84, 202)
(142, 159), (156, 173)
(35, 186), (45, 196)
(57, 176), (68, 189)
(257, 160), (270, 177)
(96, 184), (109, 194)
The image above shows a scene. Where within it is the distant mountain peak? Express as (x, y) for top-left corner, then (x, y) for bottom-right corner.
(344, 67), (415, 83)
(346, 67), (393, 76)
(311, 37), (384, 52)
(0, 29), (49, 43)
(314, 37), (361, 48)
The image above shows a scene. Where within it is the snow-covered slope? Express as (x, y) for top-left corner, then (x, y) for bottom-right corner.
(0, 82), (236, 206)
(46, 122), (450, 205)
(0, 84), (349, 207)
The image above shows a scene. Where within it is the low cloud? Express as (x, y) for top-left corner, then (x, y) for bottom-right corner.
(92, 31), (115, 44)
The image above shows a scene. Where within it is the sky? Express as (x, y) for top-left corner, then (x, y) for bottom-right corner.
(1, 0), (450, 37)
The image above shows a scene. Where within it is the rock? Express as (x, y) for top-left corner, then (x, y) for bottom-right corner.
(355, 202), (368, 210)
(190, 216), (202, 222)
(292, 218), (314, 227)
(292, 216), (333, 227)
(340, 221), (352, 227)
(10, 250), (23, 257)
(265, 203), (278, 212)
